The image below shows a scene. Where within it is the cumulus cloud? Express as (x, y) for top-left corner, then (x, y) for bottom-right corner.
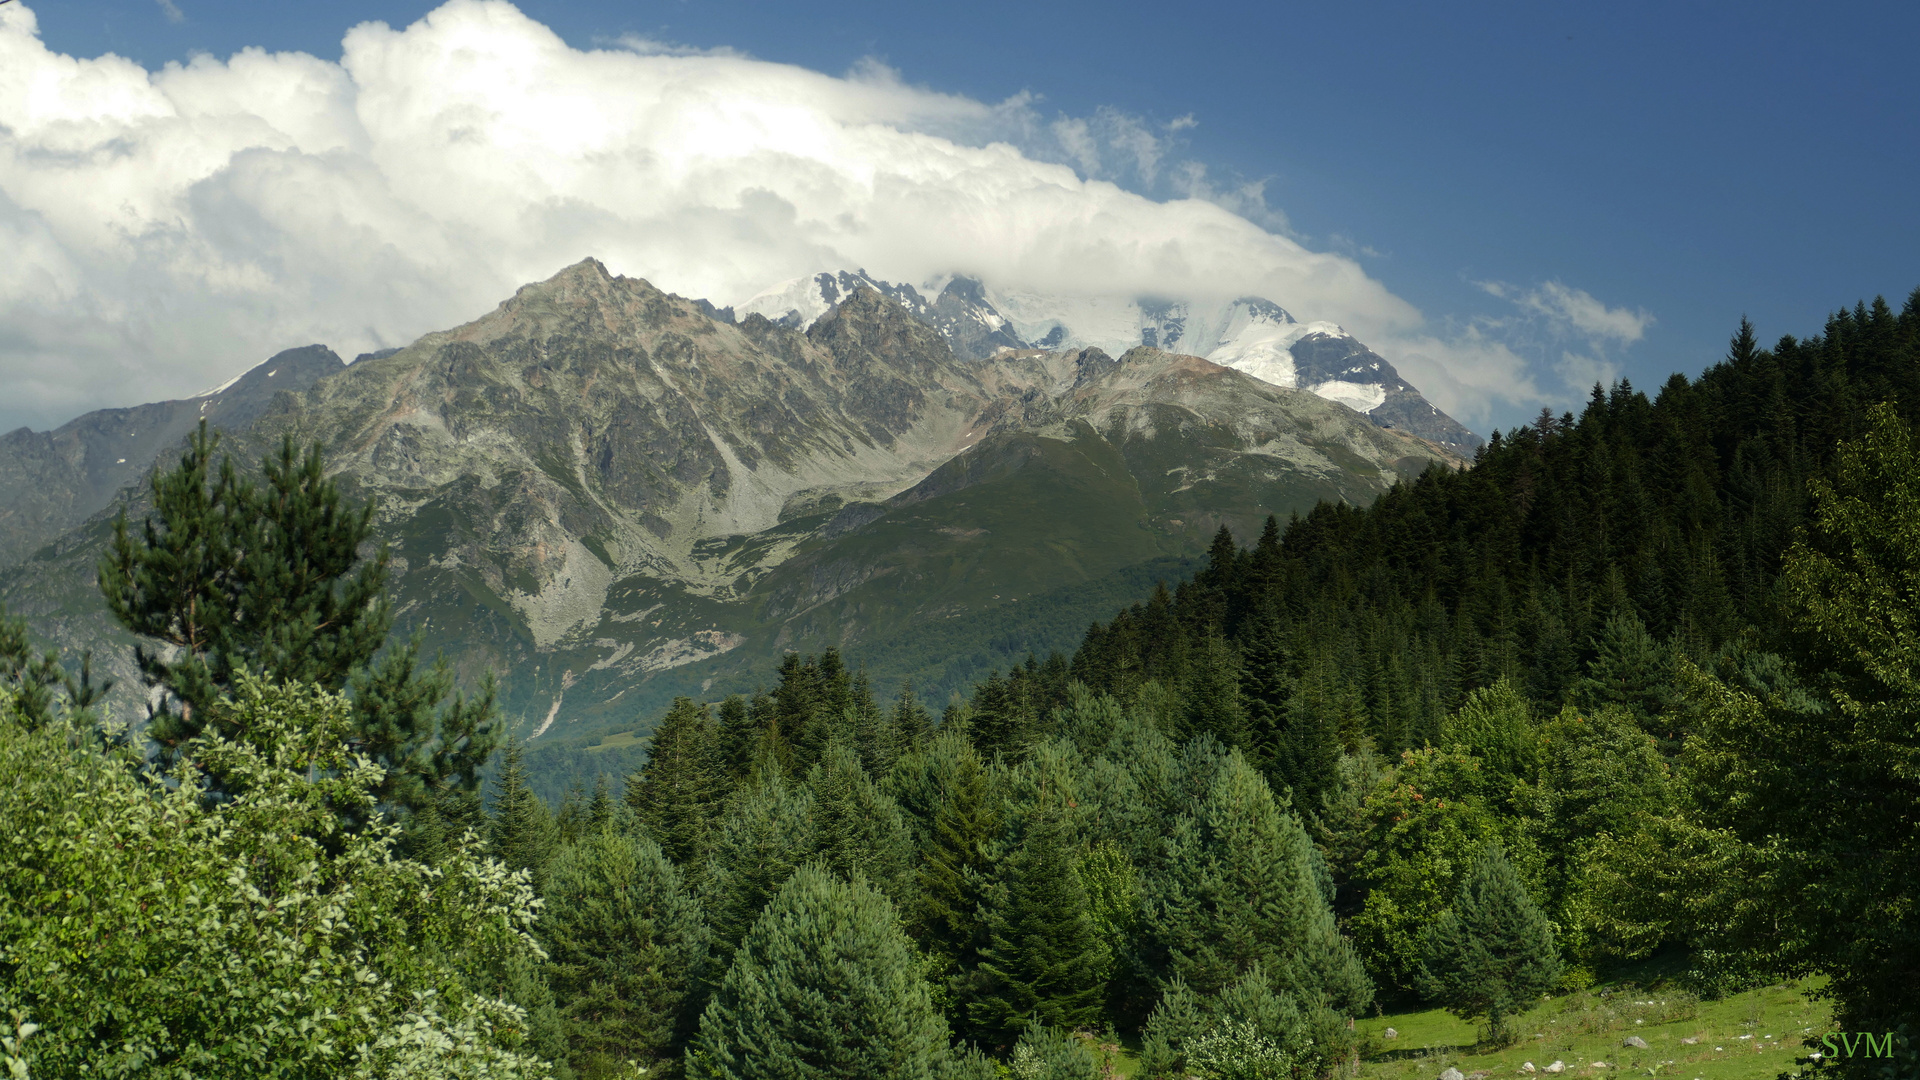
(0, 0), (1542, 432)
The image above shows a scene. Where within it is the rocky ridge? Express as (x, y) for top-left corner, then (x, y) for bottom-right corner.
(741, 271), (1483, 453)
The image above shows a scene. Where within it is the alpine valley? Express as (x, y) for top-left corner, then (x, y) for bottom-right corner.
(0, 259), (1469, 748)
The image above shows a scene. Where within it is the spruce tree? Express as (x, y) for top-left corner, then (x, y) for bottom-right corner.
(912, 730), (1000, 980)
(698, 770), (819, 974)
(490, 737), (558, 889)
(687, 865), (950, 1080)
(1417, 843), (1560, 1042)
(98, 423), (496, 817)
(1570, 612), (1676, 736)
(627, 697), (728, 870)
(969, 806), (1108, 1047)
(546, 830), (709, 1077)
(805, 737), (915, 904)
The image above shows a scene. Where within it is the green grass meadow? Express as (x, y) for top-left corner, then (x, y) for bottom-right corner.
(1354, 980), (1832, 1080)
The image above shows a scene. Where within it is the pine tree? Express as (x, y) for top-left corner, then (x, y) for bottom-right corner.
(490, 737), (557, 889)
(698, 770), (819, 974)
(546, 830), (709, 1077)
(627, 697), (728, 870)
(805, 737), (915, 904)
(1140, 967), (1316, 1080)
(1180, 632), (1249, 749)
(0, 603), (107, 731)
(1004, 1022), (1103, 1080)
(97, 423), (496, 815)
(969, 806), (1109, 1047)
(687, 865), (950, 1080)
(1570, 612), (1676, 736)
(1417, 843), (1561, 1042)
(912, 730), (1000, 980)
(891, 681), (934, 751)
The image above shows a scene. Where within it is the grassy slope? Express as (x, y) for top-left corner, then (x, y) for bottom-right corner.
(1353, 981), (1831, 1080)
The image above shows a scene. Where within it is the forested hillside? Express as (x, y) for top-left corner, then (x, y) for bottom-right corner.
(1, 293), (1915, 1079)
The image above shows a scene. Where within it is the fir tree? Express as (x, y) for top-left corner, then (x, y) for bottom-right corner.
(1138, 751), (1368, 1011)
(969, 806), (1108, 1047)
(1441, 679), (1539, 785)
(1180, 632), (1249, 749)
(490, 737), (558, 889)
(1571, 613), (1677, 740)
(714, 694), (757, 782)
(805, 737), (915, 905)
(698, 770), (819, 974)
(891, 681), (934, 751)
(912, 730), (1000, 980)
(1417, 843), (1561, 1042)
(687, 865), (950, 1080)
(586, 772), (617, 833)
(546, 830), (709, 1077)
(627, 697), (728, 870)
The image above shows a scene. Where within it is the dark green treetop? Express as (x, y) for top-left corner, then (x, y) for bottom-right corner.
(687, 864), (951, 1080)
(1417, 842), (1561, 1041)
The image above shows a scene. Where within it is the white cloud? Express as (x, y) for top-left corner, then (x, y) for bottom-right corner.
(1481, 279), (1652, 344)
(1473, 279), (1652, 408)
(0, 0), (1530, 433)
(156, 0), (185, 24)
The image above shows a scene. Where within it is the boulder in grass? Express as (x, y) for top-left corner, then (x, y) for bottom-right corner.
(1624, 1036), (1650, 1049)
(1521, 1064), (1537, 1074)
(1385, 1028), (1399, 1039)
(1440, 1068), (1466, 1080)
(1544, 1062), (1566, 1074)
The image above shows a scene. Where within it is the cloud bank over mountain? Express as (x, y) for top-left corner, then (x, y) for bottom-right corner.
(0, 0), (1573, 433)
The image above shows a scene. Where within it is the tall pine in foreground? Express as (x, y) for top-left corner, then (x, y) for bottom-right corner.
(687, 865), (952, 1080)
(968, 806), (1108, 1047)
(98, 422), (496, 820)
(545, 830), (709, 1078)
(627, 697), (727, 871)
(1418, 843), (1560, 1042)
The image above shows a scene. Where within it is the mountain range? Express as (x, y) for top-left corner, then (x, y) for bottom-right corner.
(0, 259), (1467, 744)
(737, 270), (1481, 453)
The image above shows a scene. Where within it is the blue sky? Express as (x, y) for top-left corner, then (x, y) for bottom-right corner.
(8, 0), (1919, 434)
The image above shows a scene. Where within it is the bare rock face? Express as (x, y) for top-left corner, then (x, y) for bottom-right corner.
(0, 259), (1465, 734)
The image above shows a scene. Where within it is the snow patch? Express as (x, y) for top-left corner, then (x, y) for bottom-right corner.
(1307, 379), (1388, 414)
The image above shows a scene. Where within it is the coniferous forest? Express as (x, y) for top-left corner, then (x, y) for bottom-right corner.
(2, 294), (1918, 1078)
